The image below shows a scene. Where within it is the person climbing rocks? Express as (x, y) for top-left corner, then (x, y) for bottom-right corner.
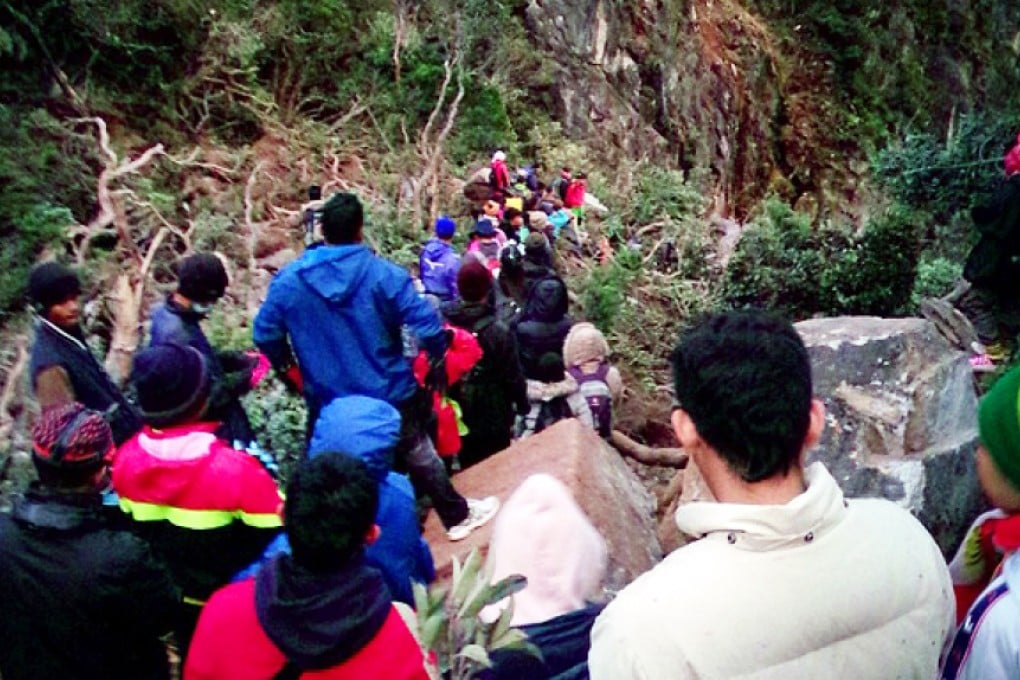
(490, 150), (511, 196)
(0, 403), (178, 680)
(467, 219), (504, 274)
(441, 260), (528, 469)
(958, 132), (1020, 368)
(549, 166), (572, 202)
(148, 252), (258, 446)
(113, 344), (284, 655)
(184, 453), (436, 680)
(419, 215), (461, 305)
(588, 310), (954, 679)
(253, 192), (498, 542)
(27, 261), (142, 445)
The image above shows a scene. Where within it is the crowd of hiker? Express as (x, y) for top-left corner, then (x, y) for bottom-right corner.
(5, 143), (1020, 679)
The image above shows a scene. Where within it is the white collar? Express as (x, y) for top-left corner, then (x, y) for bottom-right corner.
(675, 462), (849, 550)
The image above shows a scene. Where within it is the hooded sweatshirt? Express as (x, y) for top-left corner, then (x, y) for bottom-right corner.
(515, 276), (572, 379)
(309, 396), (435, 604)
(254, 244), (446, 410)
(184, 554), (432, 680)
(419, 239), (461, 302)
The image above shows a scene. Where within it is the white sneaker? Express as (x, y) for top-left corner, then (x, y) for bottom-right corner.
(446, 496), (500, 541)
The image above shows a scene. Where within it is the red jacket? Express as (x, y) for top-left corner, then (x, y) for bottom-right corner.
(184, 577), (433, 680)
(564, 180), (586, 209)
(113, 423), (283, 601)
(491, 160), (511, 191)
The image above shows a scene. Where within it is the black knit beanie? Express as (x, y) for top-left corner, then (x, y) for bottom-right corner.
(28, 262), (81, 311)
(131, 344), (210, 427)
(178, 253), (228, 304)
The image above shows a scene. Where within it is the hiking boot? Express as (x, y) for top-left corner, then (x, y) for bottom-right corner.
(446, 496), (500, 542)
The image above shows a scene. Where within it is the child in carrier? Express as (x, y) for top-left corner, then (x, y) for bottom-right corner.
(562, 322), (623, 438)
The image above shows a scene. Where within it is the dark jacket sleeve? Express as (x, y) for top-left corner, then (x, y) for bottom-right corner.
(103, 534), (180, 638)
(490, 323), (529, 413)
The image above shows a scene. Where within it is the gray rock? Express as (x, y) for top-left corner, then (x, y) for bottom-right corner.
(797, 316), (985, 556)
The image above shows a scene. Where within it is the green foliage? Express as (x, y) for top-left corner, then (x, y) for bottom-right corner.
(724, 199), (921, 318)
(873, 114), (1017, 222)
(581, 248), (642, 334)
(244, 381), (307, 480)
(628, 167), (705, 225)
(0, 106), (100, 316)
(413, 548), (538, 679)
(910, 256), (961, 312)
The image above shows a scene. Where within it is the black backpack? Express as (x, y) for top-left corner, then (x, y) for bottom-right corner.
(532, 395), (575, 434)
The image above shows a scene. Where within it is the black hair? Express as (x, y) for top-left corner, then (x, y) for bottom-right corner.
(504, 207), (522, 221)
(671, 309), (813, 483)
(34, 463), (101, 489)
(320, 193), (364, 244)
(284, 452), (379, 572)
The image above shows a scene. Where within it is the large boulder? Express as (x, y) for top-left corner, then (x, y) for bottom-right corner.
(423, 418), (662, 593)
(796, 316), (985, 555)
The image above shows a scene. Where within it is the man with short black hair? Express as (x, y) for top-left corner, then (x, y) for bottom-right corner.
(28, 261), (142, 444)
(255, 192), (498, 541)
(0, 403), (178, 680)
(589, 309), (955, 679)
(184, 453), (435, 679)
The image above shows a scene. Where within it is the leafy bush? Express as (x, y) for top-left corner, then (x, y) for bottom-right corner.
(581, 247), (643, 333)
(244, 381), (307, 481)
(724, 199), (921, 318)
(909, 256), (962, 311)
(413, 548), (537, 679)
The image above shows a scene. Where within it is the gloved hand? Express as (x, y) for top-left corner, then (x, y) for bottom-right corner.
(424, 356), (448, 395)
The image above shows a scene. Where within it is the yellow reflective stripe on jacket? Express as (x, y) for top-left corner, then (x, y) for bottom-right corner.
(119, 497), (282, 530)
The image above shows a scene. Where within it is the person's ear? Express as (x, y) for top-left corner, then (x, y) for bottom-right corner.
(802, 399), (826, 455)
(671, 408), (701, 449)
(364, 524), (381, 546)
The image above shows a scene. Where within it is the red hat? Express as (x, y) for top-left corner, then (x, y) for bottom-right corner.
(1005, 132), (1020, 175)
(32, 403), (114, 472)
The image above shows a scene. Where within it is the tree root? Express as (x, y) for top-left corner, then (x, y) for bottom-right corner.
(609, 429), (688, 468)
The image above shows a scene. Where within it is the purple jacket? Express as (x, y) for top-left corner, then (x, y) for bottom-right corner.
(419, 239), (461, 302)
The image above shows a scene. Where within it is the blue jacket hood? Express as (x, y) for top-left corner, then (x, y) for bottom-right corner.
(309, 396), (401, 483)
(422, 239), (453, 261)
(296, 245), (372, 305)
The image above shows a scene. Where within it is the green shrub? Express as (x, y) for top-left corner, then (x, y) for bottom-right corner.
(909, 256), (962, 311)
(724, 199), (921, 318)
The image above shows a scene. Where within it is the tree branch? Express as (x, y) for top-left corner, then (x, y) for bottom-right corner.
(610, 429), (688, 468)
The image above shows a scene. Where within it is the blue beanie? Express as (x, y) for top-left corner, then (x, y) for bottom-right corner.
(309, 396), (401, 483)
(435, 215), (456, 239)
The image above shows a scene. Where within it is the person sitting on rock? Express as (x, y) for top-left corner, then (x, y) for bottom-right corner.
(149, 252), (258, 446)
(185, 452), (436, 680)
(563, 322), (623, 439)
(441, 260), (528, 468)
(113, 344), (284, 655)
(589, 309), (954, 679)
(419, 215), (461, 305)
(309, 395), (435, 605)
(480, 474), (607, 680)
(0, 403), (179, 680)
(941, 365), (1020, 678)
(28, 261), (142, 445)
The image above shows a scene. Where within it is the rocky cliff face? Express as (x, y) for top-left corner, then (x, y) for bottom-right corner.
(524, 0), (849, 219)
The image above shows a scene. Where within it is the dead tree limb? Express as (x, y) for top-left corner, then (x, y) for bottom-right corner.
(244, 162), (266, 275)
(610, 429), (688, 468)
(104, 228), (169, 386)
(0, 338), (28, 442)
